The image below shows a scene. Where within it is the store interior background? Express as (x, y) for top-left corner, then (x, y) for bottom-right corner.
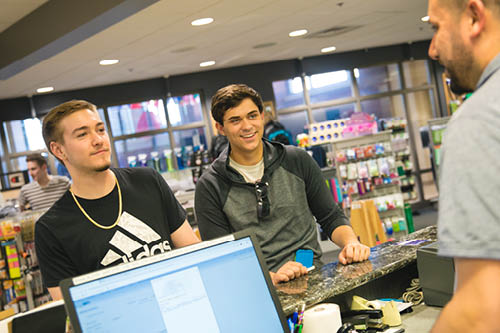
(0, 0), (443, 224)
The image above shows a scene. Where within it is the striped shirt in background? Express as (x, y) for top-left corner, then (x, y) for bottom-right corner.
(18, 176), (71, 211)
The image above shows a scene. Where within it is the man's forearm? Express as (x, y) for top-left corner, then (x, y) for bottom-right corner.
(431, 288), (491, 332)
(432, 258), (500, 332)
(330, 225), (359, 247)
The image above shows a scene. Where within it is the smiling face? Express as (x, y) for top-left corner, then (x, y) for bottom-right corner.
(216, 98), (265, 165)
(50, 109), (111, 175)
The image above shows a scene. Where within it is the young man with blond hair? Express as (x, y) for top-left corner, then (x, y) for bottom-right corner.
(427, 0), (500, 331)
(35, 100), (200, 300)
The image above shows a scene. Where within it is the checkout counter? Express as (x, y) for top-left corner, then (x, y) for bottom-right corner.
(1, 226), (442, 332)
(277, 226), (443, 332)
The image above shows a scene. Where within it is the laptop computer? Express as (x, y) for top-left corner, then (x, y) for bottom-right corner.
(60, 230), (289, 333)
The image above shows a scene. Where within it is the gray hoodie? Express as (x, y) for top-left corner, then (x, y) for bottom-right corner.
(195, 139), (349, 271)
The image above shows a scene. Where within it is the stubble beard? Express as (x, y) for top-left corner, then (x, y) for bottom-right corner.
(446, 36), (475, 95)
(94, 163), (111, 172)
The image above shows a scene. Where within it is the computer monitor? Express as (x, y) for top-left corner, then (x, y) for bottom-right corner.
(60, 231), (288, 333)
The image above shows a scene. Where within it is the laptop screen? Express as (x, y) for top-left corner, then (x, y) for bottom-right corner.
(64, 235), (287, 332)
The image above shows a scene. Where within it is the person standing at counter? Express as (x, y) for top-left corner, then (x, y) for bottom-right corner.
(195, 84), (370, 285)
(18, 153), (70, 211)
(35, 100), (200, 301)
(427, 0), (500, 331)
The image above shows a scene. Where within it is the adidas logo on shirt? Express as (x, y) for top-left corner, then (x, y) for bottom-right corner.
(100, 211), (172, 266)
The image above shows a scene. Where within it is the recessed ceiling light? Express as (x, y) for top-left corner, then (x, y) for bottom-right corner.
(191, 17), (214, 26)
(200, 60), (216, 67)
(289, 29), (308, 37)
(421, 16), (430, 22)
(321, 46), (337, 53)
(36, 87), (54, 93)
(99, 59), (119, 66)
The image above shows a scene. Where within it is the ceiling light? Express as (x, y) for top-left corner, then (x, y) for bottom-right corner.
(191, 17), (214, 26)
(321, 46), (337, 53)
(421, 16), (430, 22)
(289, 29), (308, 37)
(36, 87), (54, 93)
(99, 59), (119, 66)
(200, 60), (216, 67)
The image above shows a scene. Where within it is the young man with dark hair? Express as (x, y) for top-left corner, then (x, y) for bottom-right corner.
(35, 100), (200, 300)
(427, 0), (500, 331)
(195, 84), (370, 285)
(18, 153), (70, 211)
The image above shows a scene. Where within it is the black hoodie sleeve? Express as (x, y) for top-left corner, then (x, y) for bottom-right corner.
(195, 173), (233, 240)
(284, 147), (349, 239)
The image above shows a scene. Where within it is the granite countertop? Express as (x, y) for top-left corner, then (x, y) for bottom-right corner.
(276, 226), (437, 315)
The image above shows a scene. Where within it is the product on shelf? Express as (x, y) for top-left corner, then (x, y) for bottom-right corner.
(308, 119), (349, 146)
(331, 131), (409, 244)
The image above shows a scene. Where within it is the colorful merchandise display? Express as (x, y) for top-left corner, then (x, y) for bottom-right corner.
(308, 118), (349, 146)
(0, 211), (49, 314)
(331, 131), (411, 241)
(380, 118), (417, 202)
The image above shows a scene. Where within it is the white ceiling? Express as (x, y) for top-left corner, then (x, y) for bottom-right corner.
(0, 0), (433, 100)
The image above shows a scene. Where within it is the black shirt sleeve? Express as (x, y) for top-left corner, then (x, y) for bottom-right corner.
(35, 218), (78, 288)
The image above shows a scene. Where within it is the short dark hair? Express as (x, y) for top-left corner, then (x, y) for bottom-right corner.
(26, 153), (47, 167)
(42, 100), (97, 155)
(211, 84), (264, 124)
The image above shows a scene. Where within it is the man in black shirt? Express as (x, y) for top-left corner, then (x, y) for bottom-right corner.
(36, 100), (200, 300)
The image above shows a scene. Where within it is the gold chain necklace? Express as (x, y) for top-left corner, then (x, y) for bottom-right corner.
(70, 173), (122, 230)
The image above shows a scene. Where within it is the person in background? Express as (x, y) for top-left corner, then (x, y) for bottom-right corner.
(18, 153), (70, 211)
(427, 0), (500, 331)
(209, 134), (229, 159)
(35, 100), (200, 301)
(195, 84), (370, 285)
(263, 107), (293, 145)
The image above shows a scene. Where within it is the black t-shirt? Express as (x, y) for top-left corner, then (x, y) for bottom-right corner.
(35, 168), (186, 288)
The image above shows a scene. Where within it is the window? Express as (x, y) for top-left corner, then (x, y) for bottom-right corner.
(3, 118), (45, 153)
(114, 133), (171, 168)
(106, 93), (208, 170)
(361, 95), (405, 120)
(406, 90), (437, 200)
(0, 140), (4, 173)
(357, 64), (401, 96)
(307, 70), (353, 104)
(277, 111), (308, 142)
(173, 128), (207, 149)
(108, 99), (167, 136)
(272, 77), (305, 109)
(312, 104), (356, 122)
(403, 60), (431, 88)
(272, 60), (440, 204)
(167, 94), (204, 126)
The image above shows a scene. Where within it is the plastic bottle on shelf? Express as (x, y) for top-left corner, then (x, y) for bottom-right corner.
(127, 156), (137, 168)
(150, 151), (161, 172)
(174, 148), (184, 169)
(163, 149), (174, 172)
(137, 154), (148, 167)
(183, 146), (193, 168)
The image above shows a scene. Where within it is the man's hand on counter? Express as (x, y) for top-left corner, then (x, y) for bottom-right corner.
(270, 261), (308, 285)
(331, 225), (371, 265)
(338, 242), (370, 265)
